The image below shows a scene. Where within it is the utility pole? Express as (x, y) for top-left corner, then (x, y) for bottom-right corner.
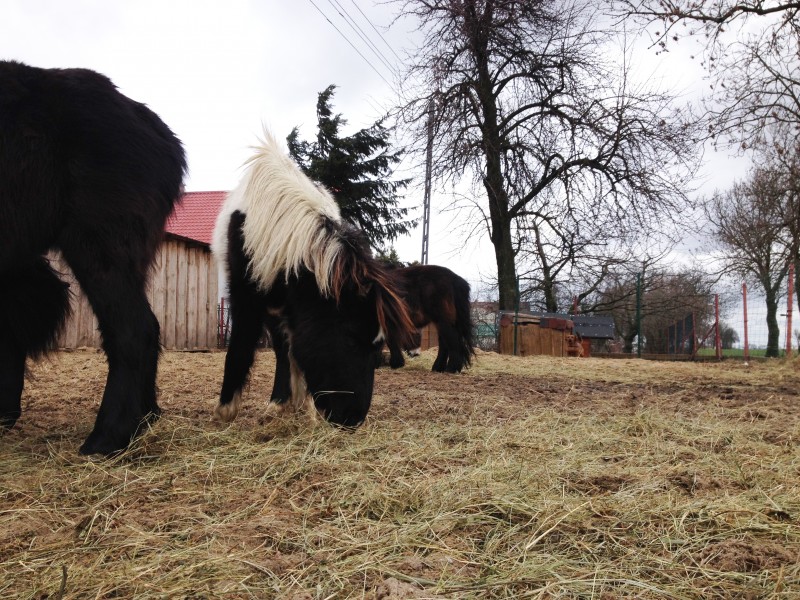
(420, 98), (434, 265)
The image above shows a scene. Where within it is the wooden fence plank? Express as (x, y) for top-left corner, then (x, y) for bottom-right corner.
(187, 247), (198, 349)
(53, 239), (219, 350)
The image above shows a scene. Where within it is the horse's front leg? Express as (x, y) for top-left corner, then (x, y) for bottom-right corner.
(215, 287), (270, 423)
(74, 276), (162, 456)
(387, 337), (406, 369)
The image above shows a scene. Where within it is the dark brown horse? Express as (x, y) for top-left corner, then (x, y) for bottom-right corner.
(388, 264), (475, 373)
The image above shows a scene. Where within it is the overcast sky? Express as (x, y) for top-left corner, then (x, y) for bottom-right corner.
(1, 0), (751, 290)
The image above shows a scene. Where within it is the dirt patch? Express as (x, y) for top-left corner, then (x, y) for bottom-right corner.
(697, 539), (798, 572)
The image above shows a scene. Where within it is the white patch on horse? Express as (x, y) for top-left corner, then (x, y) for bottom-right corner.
(213, 131), (344, 297)
(372, 327), (386, 346)
(211, 183), (248, 285)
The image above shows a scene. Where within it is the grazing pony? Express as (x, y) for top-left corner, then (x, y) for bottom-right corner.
(212, 133), (416, 427)
(0, 61), (186, 455)
(387, 264), (475, 373)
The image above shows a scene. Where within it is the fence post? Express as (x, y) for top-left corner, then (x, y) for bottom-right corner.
(787, 262), (795, 357)
(715, 294), (722, 360)
(636, 272), (642, 357)
(513, 277), (520, 356)
(742, 283), (750, 362)
(217, 297), (225, 348)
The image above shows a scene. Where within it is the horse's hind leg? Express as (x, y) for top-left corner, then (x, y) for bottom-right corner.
(0, 258), (71, 430)
(434, 323), (464, 373)
(432, 338), (449, 372)
(59, 242), (161, 455)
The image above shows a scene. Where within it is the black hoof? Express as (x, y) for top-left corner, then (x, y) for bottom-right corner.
(143, 407), (162, 425)
(0, 410), (20, 431)
(79, 433), (129, 457)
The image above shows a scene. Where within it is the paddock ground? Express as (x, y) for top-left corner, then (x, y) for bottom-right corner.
(1, 349), (799, 598)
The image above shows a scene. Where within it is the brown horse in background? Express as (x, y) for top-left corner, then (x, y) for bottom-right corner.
(388, 264), (475, 373)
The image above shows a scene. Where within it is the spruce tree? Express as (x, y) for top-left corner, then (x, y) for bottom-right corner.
(287, 85), (414, 251)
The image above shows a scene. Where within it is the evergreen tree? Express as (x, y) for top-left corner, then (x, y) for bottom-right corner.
(287, 85), (415, 251)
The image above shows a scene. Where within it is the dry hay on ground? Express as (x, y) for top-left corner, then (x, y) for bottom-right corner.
(1, 349), (799, 598)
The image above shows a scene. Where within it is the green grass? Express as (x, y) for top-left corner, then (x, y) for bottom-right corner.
(696, 347), (784, 358)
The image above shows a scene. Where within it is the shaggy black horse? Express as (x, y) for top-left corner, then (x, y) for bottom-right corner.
(0, 61), (186, 455)
(387, 264), (475, 373)
(212, 133), (416, 427)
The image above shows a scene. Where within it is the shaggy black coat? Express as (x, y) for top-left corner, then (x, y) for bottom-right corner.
(0, 61), (186, 455)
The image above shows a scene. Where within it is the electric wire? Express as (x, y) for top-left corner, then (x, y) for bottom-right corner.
(307, 0), (395, 88)
(348, 0), (404, 63)
(327, 0), (399, 78)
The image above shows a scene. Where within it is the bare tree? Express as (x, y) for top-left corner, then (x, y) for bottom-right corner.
(585, 261), (715, 353)
(705, 167), (792, 356)
(394, 0), (700, 310)
(612, 1), (800, 148)
(759, 123), (800, 313)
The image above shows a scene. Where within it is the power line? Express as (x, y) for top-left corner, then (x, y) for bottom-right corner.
(307, 0), (394, 88)
(328, 0), (399, 78)
(348, 0), (403, 63)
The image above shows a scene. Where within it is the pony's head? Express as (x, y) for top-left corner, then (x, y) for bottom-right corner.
(282, 226), (415, 427)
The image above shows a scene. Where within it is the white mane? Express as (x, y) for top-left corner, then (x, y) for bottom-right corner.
(212, 132), (343, 296)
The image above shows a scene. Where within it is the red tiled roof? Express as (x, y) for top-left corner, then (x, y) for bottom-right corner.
(166, 191), (227, 246)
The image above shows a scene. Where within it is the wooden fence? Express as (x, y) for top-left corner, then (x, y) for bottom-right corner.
(53, 237), (219, 350)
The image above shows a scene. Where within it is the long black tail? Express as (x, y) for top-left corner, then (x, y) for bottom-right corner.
(453, 276), (475, 369)
(1, 256), (71, 359)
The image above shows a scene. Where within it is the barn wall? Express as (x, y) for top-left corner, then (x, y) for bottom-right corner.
(52, 238), (219, 350)
(499, 323), (569, 357)
(418, 323), (438, 351)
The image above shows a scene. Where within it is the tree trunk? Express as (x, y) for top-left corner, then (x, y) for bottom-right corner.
(479, 91), (517, 310)
(542, 276), (558, 313)
(794, 255), (799, 317)
(622, 329), (637, 354)
(765, 291), (781, 358)
(466, 2), (518, 311)
(534, 224), (558, 312)
(486, 186), (517, 310)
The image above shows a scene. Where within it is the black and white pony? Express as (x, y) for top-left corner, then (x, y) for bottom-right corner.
(387, 264), (475, 373)
(0, 61), (186, 455)
(212, 133), (416, 427)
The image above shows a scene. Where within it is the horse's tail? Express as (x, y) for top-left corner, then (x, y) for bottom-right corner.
(453, 275), (475, 367)
(0, 256), (72, 359)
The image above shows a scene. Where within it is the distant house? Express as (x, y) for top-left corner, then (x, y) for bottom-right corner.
(56, 191), (227, 350)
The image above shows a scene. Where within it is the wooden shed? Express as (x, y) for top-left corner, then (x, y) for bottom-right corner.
(499, 313), (582, 357)
(56, 191), (225, 350)
(498, 312), (616, 357)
